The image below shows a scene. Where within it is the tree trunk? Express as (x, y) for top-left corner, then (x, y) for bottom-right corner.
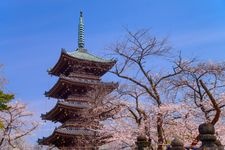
(157, 113), (164, 150)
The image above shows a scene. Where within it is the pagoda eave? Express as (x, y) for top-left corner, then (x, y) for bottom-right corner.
(41, 101), (89, 122)
(38, 127), (96, 147)
(45, 76), (118, 99)
(49, 50), (116, 77)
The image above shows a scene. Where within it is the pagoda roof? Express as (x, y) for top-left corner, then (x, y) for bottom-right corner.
(41, 101), (90, 123)
(48, 49), (116, 76)
(57, 127), (95, 136)
(45, 75), (118, 99)
(38, 127), (96, 146)
(67, 48), (114, 63)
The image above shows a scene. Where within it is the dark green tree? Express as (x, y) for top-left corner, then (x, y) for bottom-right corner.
(0, 90), (14, 128)
(0, 90), (14, 110)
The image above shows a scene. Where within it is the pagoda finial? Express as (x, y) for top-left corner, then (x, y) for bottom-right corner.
(78, 11), (85, 49)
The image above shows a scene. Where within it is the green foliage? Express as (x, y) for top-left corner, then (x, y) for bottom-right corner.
(0, 90), (14, 111)
(0, 90), (14, 129)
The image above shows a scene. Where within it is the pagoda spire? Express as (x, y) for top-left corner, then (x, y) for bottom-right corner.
(78, 11), (85, 50)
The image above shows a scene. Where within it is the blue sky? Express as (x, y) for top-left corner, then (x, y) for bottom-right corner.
(1, 0), (225, 145)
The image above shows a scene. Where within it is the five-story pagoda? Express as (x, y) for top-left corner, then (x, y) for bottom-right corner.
(38, 12), (118, 149)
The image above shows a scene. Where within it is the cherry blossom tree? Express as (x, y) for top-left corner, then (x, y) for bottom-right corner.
(83, 86), (124, 148)
(0, 101), (39, 149)
(171, 60), (225, 146)
(109, 29), (185, 150)
(0, 65), (39, 149)
(107, 29), (225, 149)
